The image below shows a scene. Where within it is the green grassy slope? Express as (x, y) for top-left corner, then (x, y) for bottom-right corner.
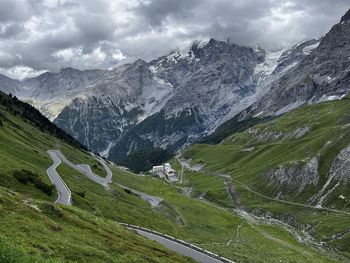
(50, 152), (338, 262)
(0, 101), (193, 263)
(182, 98), (350, 259)
(0, 92), (348, 262)
(105, 164), (345, 262)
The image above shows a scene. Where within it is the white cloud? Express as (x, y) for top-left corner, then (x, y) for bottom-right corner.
(0, 66), (47, 80)
(54, 48), (75, 61)
(112, 50), (126, 61)
(0, 0), (348, 79)
(81, 47), (106, 66)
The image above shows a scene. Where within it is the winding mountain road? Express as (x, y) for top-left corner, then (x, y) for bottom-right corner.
(50, 150), (162, 206)
(46, 150), (72, 205)
(46, 150), (232, 262)
(91, 153), (113, 183)
(52, 150), (110, 187)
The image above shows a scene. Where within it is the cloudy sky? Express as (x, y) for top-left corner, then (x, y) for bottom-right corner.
(0, 0), (349, 79)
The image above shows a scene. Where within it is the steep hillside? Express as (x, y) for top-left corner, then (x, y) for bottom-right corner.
(182, 97), (350, 259)
(0, 93), (193, 262)
(0, 91), (85, 150)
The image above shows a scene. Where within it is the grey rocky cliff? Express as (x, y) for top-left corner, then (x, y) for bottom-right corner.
(265, 157), (319, 196)
(310, 144), (350, 207)
(0, 74), (20, 94)
(240, 9), (350, 118)
(247, 125), (310, 143)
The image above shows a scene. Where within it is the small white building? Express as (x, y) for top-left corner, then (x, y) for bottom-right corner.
(152, 163), (178, 182)
(152, 165), (164, 173)
(164, 163), (175, 177)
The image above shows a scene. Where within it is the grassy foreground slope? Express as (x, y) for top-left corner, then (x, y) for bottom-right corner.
(0, 96), (193, 262)
(182, 98), (350, 258)
(0, 90), (347, 262)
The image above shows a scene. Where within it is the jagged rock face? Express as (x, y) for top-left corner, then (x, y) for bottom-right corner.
(247, 125), (310, 143)
(309, 144), (350, 206)
(108, 40), (309, 160)
(22, 68), (106, 99)
(108, 108), (205, 160)
(265, 157), (319, 195)
(331, 145), (350, 183)
(341, 8), (350, 23)
(242, 10), (350, 118)
(54, 96), (142, 154)
(107, 40), (270, 160)
(150, 40), (264, 116)
(148, 40), (265, 126)
(273, 39), (320, 76)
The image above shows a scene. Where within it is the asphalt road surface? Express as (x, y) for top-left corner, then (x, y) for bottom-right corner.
(46, 150), (72, 205)
(53, 150), (109, 187)
(91, 153), (113, 183)
(127, 227), (228, 263)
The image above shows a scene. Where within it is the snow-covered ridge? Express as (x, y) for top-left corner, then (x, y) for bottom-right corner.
(254, 49), (285, 84)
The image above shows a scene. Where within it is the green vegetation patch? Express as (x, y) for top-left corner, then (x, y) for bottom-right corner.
(13, 169), (54, 196)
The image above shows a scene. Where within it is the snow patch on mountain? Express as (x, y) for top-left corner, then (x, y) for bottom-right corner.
(254, 49), (284, 79)
(165, 46), (195, 64)
(303, 41), (320, 55)
(318, 94), (346, 102)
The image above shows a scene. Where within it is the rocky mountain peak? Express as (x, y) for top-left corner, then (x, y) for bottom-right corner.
(207, 38), (223, 46)
(340, 8), (350, 23)
(133, 59), (147, 66)
(60, 67), (78, 73)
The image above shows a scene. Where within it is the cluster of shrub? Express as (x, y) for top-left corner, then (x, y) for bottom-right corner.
(75, 191), (86, 198)
(0, 91), (86, 150)
(13, 169), (54, 196)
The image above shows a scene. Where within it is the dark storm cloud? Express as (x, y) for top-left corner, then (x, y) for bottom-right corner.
(0, 23), (26, 39)
(135, 0), (200, 27)
(0, 0), (349, 79)
(0, 0), (33, 22)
